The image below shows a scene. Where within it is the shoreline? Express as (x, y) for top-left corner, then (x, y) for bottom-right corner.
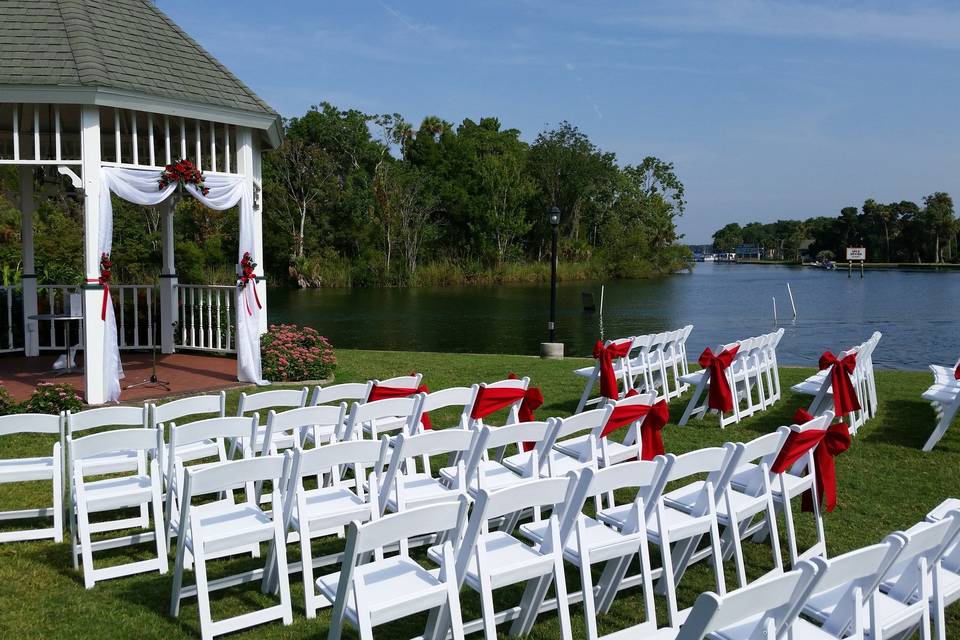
(719, 260), (960, 271)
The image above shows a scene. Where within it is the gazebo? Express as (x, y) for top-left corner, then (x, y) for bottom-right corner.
(0, 0), (282, 404)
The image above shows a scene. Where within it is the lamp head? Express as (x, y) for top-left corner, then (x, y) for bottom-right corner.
(549, 206), (561, 226)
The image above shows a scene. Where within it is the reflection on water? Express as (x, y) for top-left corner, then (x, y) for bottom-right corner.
(268, 263), (960, 370)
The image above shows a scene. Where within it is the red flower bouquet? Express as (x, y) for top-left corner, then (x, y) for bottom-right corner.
(159, 158), (209, 196)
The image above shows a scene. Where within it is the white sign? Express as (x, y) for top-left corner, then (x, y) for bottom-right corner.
(846, 247), (866, 261)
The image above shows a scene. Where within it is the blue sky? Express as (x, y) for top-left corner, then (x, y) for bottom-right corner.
(162, 0), (960, 243)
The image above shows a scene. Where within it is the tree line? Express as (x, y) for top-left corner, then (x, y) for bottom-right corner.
(0, 102), (689, 288)
(710, 192), (957, 263)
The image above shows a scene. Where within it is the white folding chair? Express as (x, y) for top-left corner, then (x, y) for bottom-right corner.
(163, 415), (261, 549)
(603, 444), (739, 626)
(465, 377), (529, 429)
(925, 503), (960, 640)
(305, 382), (371, 446)
(65, 406), (152, 538)
(519, 460), (670, 639)
(921, 368), (960, 451)
(793, 342), (869, 434)
(379, 429), (474, 514)
(150, 392), (226, 490)
(265, 404), (347, 453)
(537, 407), (612, 478)
(555, 392), (658, 467)
(0, 413), (63, 543)
(362, 374), (425, 434)
(794, 536), (906, 640)
(275, 438), (389, 618)
(170, 454), (294, 640)
(443, 421), (553, 497)
(342, 396), (422, 442)
(678, 341), (744, 428)
(68, 428), (167, 588)
(418, 386), (474, 431)
(233, 387), (308, 456)
(574, 337), (634, 413)
(426, 474), (583, 640)
(874, 515), (960, 640)
(677, 560), (823, 640)
(732, 412), (833, 565)
(319, 497), (470, 640)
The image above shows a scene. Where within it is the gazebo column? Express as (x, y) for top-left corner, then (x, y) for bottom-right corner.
(80, 105), (107, 404)
(18, 166), (39, 357)
(159, 200), (177, 354)
(237, 128), (268, 334)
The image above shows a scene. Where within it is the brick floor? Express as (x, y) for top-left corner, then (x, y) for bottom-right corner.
(0, 351), (246, 405)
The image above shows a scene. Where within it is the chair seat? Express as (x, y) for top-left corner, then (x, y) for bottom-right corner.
(383, 473), (460, 512)
(293, 487), (369, 532)
(790, 380), (823, 395)
(556, 435), (639, 466)
(802, 587), (920, 636)
(361, 416), (408, 435)
(253, 425), (298, 451)
(573, 365), (600, 377)
(922, 386), (959, 404)
(0, 455), (54, 482)
(316, 555), (448, 626)
(442, 531), (554, 590)
(186, 501), (274, 554)
(664, 482), (767, 521)
(599, 503), (710, 542)
(928, 498), (960, 522)
(521, 515), (640, 565)
(730, 464), (810, 498)
(441, 459), (520, 495)
(81, 474), (152, 513)
(777, 619), (839, 640)
(680, 371), (705, 385)
(503, 448), (589, 477)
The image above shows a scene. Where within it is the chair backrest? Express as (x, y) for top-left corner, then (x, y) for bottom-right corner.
(69, 427), (159, 461)
(553, 406), (613, 443)
(477, 473), (578, 523)
(186, 452), (290, 498)
(482, 420), (554, 456)
(365, 374), (422, 400)
(0, 413), (61, 438)
(465, 377), (529, 428)
(386, 429), (475, 482)
(885, 514), (960, 600)
(344, 396), (422, 441)
(170, 415), (259, 450)
(66, 405), (146, 435)
(419, 386), (474, 417)
(679, 561), (822, 640)
(740, 427), (790, 467)
(586, 457), (670, 521)
(310, 382), (370, 407)
(352, 496), (468, 557)
(237, 388), (308, 416)
(150, 392), (225, 428)
(808, 536), (906, 636)
(783, 410), (834, 476)
(292, 437), (388, 480)
(266, 404), (347, 441)
(668, 443), (742, 509)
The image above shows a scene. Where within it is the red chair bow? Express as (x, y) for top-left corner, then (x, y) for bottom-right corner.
(600, 390), (670, 461)
(818, 352), (861, 416)
(771, 408), (851, 512)
(470, 373), (544, 451)
(953, 363), (959, 380)
(368, 374), (432, 430)
(698, 345), (740, 413)
(592, 340), (632, 400)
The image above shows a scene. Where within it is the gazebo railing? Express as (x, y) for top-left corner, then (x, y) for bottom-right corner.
(0, 285), (21, 353)
(176, 284), (236, 354)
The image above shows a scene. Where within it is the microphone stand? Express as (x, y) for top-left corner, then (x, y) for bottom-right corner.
(125, 283), (170, 391)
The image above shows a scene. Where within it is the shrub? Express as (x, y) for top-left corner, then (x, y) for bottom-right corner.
(261, 323), (336, 382)
(22, 382), (84, 414)
(0, 383), (19, 415)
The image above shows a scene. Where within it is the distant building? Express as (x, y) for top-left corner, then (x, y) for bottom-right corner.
(735, 244), (762, 259)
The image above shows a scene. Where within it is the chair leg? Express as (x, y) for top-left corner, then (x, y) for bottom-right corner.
(595, 555), (631, 614)
(923, 406), (957, 452)
(678, 383), (705, 425)
(76, 504), (96, 589)
(52, 468), (63, 544)
(301, 530), (318, 618)
(552, 557), (574, 640)
(580, 556), (599, 640)
(192, 539), (214, 640)
(271, 527), (293, 625)
(658, 539), (680, 627)
(478, 572), (498, 640)
(577, 371), (598, 414)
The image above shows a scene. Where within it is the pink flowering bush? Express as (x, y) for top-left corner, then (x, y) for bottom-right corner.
(261, 324), (336, 382)
(0, 383), (19, 416)
(22, 382), (83, 414)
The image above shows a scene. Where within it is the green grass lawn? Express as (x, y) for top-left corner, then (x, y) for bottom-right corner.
(1, 349), (958, 638)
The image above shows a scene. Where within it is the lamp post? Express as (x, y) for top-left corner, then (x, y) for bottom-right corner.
(540, 206), (564, 358)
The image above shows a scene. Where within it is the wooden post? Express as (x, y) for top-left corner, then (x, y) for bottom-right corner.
(80, 105), (106, 404)
(19, 166), (39, 356)
(159, 199), (177, 354)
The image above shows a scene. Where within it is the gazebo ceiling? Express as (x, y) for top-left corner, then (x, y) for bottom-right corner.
(0, 0), (282, 148)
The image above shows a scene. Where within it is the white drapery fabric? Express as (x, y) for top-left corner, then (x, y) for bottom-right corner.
(98, 167), (265, 402)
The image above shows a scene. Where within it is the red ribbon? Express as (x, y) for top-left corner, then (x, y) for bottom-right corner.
(819, 352), (861, 416)
(698, 345), (740, 412)
(772, 408), (851, 512)
(469, 374), (544, 451)
(368, 375), (432, 430)
(85, 278), (110, 320)
(239, 276), (262, 316)
(953, 363), (959, 380)
(592, 340), (632, 400)
(600, 390), (670, 461)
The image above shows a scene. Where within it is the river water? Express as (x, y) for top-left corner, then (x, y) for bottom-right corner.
(267, 262), (960, 370)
